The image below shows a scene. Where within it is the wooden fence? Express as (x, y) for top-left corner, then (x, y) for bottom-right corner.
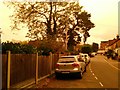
(2, 51), (59, 89)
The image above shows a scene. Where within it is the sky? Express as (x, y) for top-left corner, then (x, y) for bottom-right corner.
(80, 0), (119, 45)
(0, 0), (119, 45)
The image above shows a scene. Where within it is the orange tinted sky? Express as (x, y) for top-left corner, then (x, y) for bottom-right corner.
(0, 0), (119, 45)
(80, 0), (119, 44)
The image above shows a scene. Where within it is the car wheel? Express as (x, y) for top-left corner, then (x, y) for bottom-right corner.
(55, 72), (60, 79)
(77, 72), (82, 79)
(84, 67), (86, 72)
(80, 72), (83, 79)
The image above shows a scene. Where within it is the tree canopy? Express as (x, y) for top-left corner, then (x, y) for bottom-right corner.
(6, 1), (95, 51)
(92, 42), (99, 52)
(80, 44), (92, 54)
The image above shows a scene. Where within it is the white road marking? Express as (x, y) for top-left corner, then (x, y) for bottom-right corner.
(95, 76), (98, 80)
(104, 58), (120, 71)
(99, 82), (103, 87)
(90, 68), (92, 71)
(89, 63), (104, 87)
(90, 70), (93, 73)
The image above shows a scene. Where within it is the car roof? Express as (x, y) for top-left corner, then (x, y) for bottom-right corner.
(80, 53), (88, 55)
(60, 55), (78, 58)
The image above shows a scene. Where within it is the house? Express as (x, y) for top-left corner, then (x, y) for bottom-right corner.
(100, 35), (120, 51)
(100, 41), (109, 50)
(107, 39), (120, 50)
(100, 35), (120, 58)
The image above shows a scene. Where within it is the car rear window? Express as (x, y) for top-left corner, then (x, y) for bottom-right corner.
(58, 57), (75, 63)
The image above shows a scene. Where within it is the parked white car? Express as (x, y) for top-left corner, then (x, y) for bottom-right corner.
(79, 53), (90, 65)
(55, 55), (86, 79)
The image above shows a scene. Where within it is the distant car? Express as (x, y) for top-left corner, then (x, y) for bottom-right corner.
(79, 53), (90, 65)
(91, 52), (97, 57)
(55, 55), (86, 79)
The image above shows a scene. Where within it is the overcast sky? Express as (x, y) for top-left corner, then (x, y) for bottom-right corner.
(0, 0), (119, 45)
(80, 0), (119, 45)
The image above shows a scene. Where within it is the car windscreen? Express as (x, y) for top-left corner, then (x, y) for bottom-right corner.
(58, 57), (75, 63)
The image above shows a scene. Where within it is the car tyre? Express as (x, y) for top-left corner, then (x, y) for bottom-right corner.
(79, 72), (83, 79)
(84, 67), (86, 72)
(55, 72), (60, 79)
(77, 72), (82, 79)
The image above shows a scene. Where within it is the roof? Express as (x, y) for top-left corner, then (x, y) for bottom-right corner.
(101, 41), (108, 43)
(108, 39), (120, 46)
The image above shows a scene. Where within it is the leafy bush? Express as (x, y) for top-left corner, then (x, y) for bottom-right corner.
(37, 38), (64, 56)
(106, 49), (118, 59)
(2, 42), (36, 54)
(80, 44), (92, 54)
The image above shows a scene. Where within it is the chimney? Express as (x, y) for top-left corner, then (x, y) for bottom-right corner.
(116, 35), (119, 39)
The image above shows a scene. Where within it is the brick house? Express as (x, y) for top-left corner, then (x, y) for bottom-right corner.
(100, 41), (109, 50)
(100, 36), (120, 60)
(100, 35), (120, 51)
(107, 39), (120, 50)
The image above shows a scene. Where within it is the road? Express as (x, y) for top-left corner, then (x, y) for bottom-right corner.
(89, 55), (119, 88)
(34, 54), (120, 89)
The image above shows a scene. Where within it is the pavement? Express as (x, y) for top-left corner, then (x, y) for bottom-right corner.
(25, 73), (55, 89)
